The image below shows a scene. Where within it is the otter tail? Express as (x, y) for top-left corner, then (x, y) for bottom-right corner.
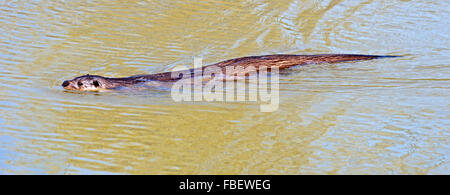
(302, 54), (401, 64)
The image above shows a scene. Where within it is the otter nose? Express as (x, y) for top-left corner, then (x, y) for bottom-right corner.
(62, 80), (70, 87)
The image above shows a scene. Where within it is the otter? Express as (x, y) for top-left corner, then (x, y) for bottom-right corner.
(62, 54), (399, 91)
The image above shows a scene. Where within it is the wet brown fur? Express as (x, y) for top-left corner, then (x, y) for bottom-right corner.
(62, 54), (398, 90)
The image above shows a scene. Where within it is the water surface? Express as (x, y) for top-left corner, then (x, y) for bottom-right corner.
(0, 0), (449, 174)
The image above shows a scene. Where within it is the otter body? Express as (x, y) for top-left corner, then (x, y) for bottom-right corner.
(62, 54), (399, 91)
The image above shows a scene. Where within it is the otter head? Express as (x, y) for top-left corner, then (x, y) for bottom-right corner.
(62, 74), (110, 91)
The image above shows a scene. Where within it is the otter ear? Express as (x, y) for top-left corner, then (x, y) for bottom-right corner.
(93, 80), (100, 87)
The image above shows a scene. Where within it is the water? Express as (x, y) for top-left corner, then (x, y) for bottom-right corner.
(0, 0), (449, 174)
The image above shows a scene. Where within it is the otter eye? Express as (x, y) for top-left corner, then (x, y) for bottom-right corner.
(93, 80), (99, 87)
(77, 81), (83, 86)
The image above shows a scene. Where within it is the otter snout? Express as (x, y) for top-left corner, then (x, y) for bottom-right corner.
(62, 80), (70, 87)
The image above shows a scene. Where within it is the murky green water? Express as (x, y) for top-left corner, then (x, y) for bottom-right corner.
(0, 0), (449, 174)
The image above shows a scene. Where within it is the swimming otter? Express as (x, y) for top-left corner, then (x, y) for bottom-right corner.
(62, 54), (399, 91)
